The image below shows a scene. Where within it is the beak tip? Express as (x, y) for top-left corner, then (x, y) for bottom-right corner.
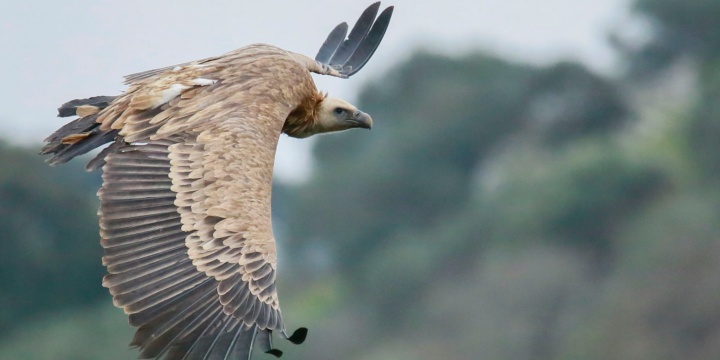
(350, 110), (373, 130)
(361, 113), (373, 130)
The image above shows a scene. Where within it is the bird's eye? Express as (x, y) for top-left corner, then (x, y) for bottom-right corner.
(333, 108), (345, 115)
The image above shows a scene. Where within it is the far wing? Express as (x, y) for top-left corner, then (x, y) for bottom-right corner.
(99, 135), (304, 360)
(123, 56), (223, 85)
(315, 2), (394, 77)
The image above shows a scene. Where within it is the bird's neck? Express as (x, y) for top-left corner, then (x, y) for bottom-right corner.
(282, 91), (324, 138)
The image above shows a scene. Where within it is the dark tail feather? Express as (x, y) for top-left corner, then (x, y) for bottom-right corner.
(42, 95), (119, 168)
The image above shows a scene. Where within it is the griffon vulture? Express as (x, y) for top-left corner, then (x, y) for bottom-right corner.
(41, 3), (393, 359)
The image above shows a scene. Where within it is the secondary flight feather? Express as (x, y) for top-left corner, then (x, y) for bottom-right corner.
(40, 3), (393, 359)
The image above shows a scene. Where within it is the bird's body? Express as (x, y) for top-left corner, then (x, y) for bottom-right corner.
(41, 3), (393, 359)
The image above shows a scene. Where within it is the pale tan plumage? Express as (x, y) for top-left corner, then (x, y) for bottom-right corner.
(41, 3), (393, 360)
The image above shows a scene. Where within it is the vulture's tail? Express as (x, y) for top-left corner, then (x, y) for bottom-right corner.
(41, 95), (119, 170)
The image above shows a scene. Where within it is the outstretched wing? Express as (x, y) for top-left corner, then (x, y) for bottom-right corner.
(315, 2), (394, 77)
(93, 45), (310, 360)
(101, 139), (275, 360)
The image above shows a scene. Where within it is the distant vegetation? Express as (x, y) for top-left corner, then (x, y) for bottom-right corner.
(0, 145), (103, 336)
(2, 0), (720, 359)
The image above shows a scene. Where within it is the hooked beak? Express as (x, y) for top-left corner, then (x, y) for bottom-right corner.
(348, 110), (373, 130)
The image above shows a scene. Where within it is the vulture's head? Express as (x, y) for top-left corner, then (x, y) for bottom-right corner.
(284, 96), (373, 138)
(314, 97), (373, 135)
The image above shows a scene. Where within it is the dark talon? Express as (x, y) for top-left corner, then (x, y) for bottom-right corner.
(287, 327), (308, 345)
(265, 349), (283, 358)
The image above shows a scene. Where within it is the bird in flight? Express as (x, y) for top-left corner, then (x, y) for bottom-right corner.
(41, 2), (393, 359)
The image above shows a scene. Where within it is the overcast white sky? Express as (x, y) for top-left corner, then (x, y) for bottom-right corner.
(0, 0), (632, 181)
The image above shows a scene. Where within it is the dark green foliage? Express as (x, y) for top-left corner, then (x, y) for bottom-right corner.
(622, 0), (720, 76)
(521, 62), (630, 146)
(476, 140), (670, 261)
(622, 0), (720, 185)
(0, 302), (135, 360)
(686, 62), (720, 180)
(0, 142), (103, 336)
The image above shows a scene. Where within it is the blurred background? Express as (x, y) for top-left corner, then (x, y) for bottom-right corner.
(1, 0), (720, 359)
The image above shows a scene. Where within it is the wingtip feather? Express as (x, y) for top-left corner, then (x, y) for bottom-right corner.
(314, 2), (393, 77)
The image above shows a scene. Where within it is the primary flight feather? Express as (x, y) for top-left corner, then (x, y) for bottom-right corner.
(40, 3), (393, 359)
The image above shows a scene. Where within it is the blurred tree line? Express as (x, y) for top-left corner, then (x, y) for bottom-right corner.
(0, 145), (103, 334)
(1, 0), (719, 359)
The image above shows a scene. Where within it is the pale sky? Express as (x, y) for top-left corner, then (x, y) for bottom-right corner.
(0, 0), (632, 181)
